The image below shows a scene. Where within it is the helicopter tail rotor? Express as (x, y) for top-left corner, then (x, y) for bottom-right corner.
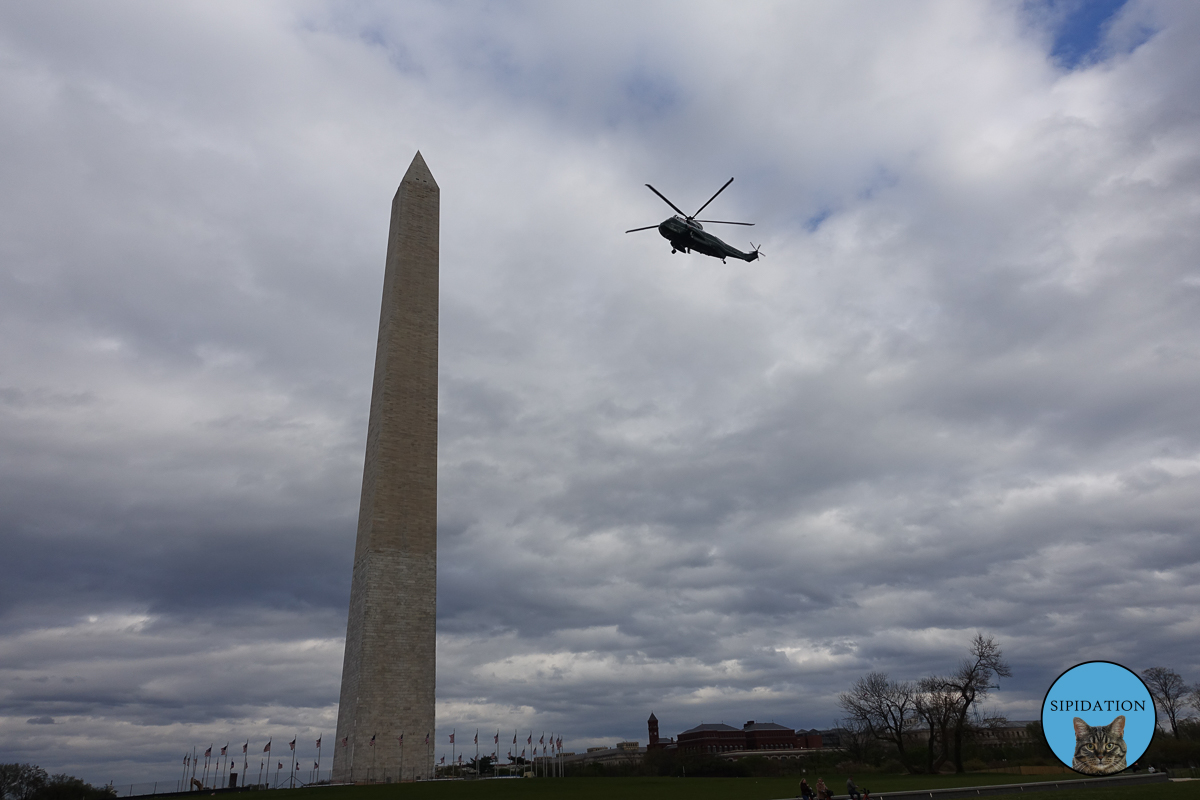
(750, 242), (764, 261)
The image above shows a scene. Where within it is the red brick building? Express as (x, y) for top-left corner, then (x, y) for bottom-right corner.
(677, 723), (746, 754)
(743, 721), (798, 750)
(670, 719), (823, 755)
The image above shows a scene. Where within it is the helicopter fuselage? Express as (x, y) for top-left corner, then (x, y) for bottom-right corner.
(658, 216), (758, 262)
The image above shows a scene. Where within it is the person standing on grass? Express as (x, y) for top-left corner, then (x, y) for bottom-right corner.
(847, 775), (862, 800)
(799, 778), (814, 800)
(817, 777), (831, 800)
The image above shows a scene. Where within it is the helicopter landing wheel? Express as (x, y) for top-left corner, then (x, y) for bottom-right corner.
(671, 249), (676, 254)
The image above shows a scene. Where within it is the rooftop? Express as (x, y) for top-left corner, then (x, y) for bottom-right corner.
(680, 723), (742, 734)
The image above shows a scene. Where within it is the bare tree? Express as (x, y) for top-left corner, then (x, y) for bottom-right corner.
(838, 672), (918, 772)
(1142, 667), (1188, 739)
(941, 633), (1011, 773)
(835, 717), (881, 766)
(0, 765), (47, 800)
(914, 676), (957, 774)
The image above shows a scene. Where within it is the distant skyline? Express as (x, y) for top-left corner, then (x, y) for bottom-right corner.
(2, 0), (1198, 785)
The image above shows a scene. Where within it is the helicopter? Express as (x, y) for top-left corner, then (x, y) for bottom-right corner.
(626, 177), (761, 263)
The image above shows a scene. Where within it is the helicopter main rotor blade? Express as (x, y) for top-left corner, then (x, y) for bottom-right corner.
(645, 184), (687, 217)
(625, 224), (660, 233)
(694, 220), (754, 226)
(691, 177), (734, 219)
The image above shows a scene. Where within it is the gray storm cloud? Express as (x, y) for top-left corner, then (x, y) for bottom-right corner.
(1, 0), (1198, 784)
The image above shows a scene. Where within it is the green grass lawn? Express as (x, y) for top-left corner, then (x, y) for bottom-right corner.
(251, 773), (1192, 800)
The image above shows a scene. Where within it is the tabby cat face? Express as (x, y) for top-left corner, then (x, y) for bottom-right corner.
(1071, 715), (1127, 775)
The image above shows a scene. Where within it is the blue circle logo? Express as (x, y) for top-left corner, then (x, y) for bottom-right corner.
(1041, 661), (1155, 775)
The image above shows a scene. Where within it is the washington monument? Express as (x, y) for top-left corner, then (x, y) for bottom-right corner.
(333, 152), (438, 782)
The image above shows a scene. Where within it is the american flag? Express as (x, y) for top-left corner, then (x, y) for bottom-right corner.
(242, 742), (248, 754)
(473, 732), (477, 744)
(277, 763), (283, 770)
(341, 737), (348, 747)
(369, 734), (376, 746)
(494, 732), (499, 744)
(313, 762), (318, 770)
(315, 737), (321, 749)
(448, 732), (454, 744)
(205, 747), (212, 758)
(398, 733), (404, 746)
(425, 733), (429, 745)
(264, 741), (271, 753)
(183, 756), (189, 766)
(289, 738), (296, 751)
(220, 745), (227, 756)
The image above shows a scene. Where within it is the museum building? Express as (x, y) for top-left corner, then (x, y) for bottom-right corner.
(648, 714), (824, 755)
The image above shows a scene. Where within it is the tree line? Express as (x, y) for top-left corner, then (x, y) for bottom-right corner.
(838, 638), (1200, 775)
(0, 765), (114, 800)
(1139, 666), (1200, 741)
(837, 633), (1011, 774)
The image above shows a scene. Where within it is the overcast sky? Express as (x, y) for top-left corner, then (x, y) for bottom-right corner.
(2, 0), (1199, 786)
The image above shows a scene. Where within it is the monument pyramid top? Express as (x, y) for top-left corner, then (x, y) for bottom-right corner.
(402, 150), (438, 188)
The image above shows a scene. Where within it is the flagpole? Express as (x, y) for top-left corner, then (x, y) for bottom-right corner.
(316, 735), (322, 784)
(290, 736), (297, 788)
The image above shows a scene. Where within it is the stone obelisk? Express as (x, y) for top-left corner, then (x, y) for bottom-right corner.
(333, 152), (438, 783)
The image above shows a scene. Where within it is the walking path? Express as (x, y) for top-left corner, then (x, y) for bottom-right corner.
(788, 772), (1170, 800)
